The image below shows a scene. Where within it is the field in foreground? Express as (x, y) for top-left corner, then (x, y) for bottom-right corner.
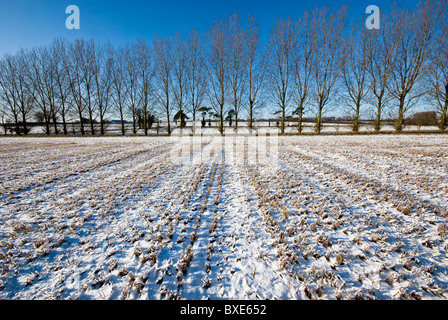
(0, 135), (447, 300)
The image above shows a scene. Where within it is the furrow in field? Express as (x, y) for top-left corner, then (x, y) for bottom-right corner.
(0, 141), (184, 299)
(0, 142), (167, 196)
(274, 146), (448, 299)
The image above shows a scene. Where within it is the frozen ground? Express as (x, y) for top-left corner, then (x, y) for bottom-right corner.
(0, 134), (447, 300)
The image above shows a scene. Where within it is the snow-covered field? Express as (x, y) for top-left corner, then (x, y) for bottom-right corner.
(0, 134), (447, 300)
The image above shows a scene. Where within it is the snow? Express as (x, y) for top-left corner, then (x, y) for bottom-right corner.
(0, 134), (447, 300)
(6, 122), (440, 136)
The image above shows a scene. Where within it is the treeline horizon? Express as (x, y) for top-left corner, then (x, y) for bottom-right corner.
(0, 0), (447, 136)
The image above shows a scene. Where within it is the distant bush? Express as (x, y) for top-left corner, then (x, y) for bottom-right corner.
(407, 111), (438, 128)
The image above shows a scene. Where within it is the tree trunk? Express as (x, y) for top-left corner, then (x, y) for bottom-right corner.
(440, 107), (447, 133)
(353, 102), (360, 133)
(179, 106), (183, 136)
(100, 114), (105, 136)
(440, 91), (448, 133)
(21, 112), (29, 135)
(165, 90), (171, 135)
(374, 99), (383, 133)
(281, 107), (285, 135)
(44, 110), (50, 136)
(119, 108), (125, 136)
(248, 104), (254, 131)
(62, 109), (68, 135)
(133, 110), (137, 135)
(89, 117), (95, 135)
(233, 91), (238, 131)
(395, 96), (405, 133)
(234, 111), (238, 131)
(297, 102), (304, 134)
(316, 104), (323, 134)
(89, 110), (95, 135)
(15, 113), (21, 136)
(78, 109), (85, 135)
(219, 109), (224, 136)
(144, 105), (148, 136)
(166, 110), (171, 136)
(52, 108), (59, 135)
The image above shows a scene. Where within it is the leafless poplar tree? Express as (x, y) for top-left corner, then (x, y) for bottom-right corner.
(171, 34), (188, 134)
(389, 0), (441, 132)
(313, 6), (348, 134)
(14, 50), (35, 135)
(0, 56), (18, 134)
(206, 18), (229, 135)
(368, 12), (402, 133)
(38, 47), (60, 134)
(186, 30), (207, 134)
(28, 47), (55, 135)
(267, 17), (297, 135)
(342, 18), (373, 133)
(427, 1), (448, 132)
(79, 40), (97, 135)
(153, 36), (173, 135)
(64, 40), (87, 135)
(293, 11), (318, 133)
(124, 43), (140, 134)
(226, 13), (247, 131)
(245, 15), (269, 131)
(93, 42), (113, 135)
(110, 45), (127, 136)
(0, 54), (23, 134)
(51, 38), (72, 135)
(135, 39), (154, 136)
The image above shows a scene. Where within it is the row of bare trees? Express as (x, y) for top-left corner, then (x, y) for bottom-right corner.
(0, 0), (447, 136)
(269, 0), (447, 134)
(0, 38), (156, 136)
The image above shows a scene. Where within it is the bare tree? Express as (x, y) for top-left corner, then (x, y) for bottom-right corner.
(110, 45), (127, 136)
(0, 54), (22, 134)
(185, 30), (207, 134)
(135, 39), (154, 136)
(93, 42), (113, 135)
(153, 36), (173, 135)
(45, 47), (62, 135)
(313, 6), (348, 134)
(51, 38), (72, 135)
(31, 46), (60, 135)
(124, 43), (140, 134)
(205, 18), (229, 135)
(15, 50), (35, 135)
(428, 1), (448, 132)
(245, 15), (269, 131)
(293, 11), (318, 133)
(267, 17), (298, 135)
(342, 18), (373, 133)
(389, 0), (442, 132)
(0, 101), (7, 135)
(226, 13), (247, 131)
(28, 47), (55, 135)
(65, 40), (87, 135)
(368, 11), (402, 133)
(79, 40), (97, 135)
(170, 33), (188, 134)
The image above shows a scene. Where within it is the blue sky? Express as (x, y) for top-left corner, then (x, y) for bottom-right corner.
(0, 0), (422, 56)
